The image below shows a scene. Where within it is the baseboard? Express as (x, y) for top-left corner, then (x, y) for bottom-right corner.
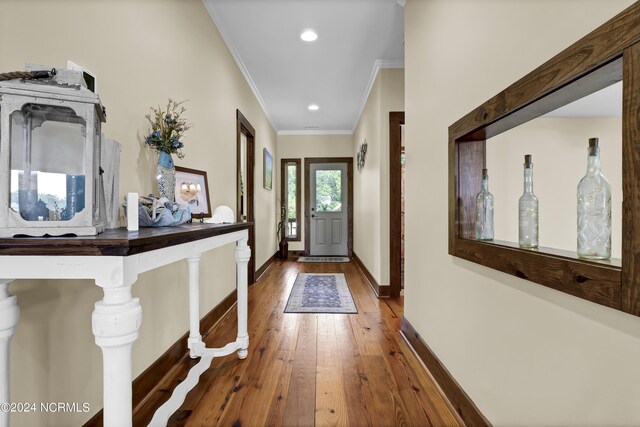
(288, 250), (305, 258)
(255, 251), (278, 281)
(352, 252), (390, 298)
(400, 317), (491, 427)
(83, 289), (238, 426)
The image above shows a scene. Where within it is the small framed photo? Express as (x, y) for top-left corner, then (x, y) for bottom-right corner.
(263, 148), (273, 190)
(174, 166), (212, 218)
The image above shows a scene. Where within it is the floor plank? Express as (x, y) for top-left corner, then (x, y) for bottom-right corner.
(315, 314), (349, 426)
(130, 259), (463, 427)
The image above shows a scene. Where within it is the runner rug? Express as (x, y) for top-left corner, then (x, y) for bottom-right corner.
(297, 256), (350, 263)
(284, 273), (357, 313)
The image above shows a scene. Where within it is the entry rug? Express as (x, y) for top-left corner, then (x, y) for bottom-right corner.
(297, 256), (351, 263)
(284, 273), (357, 313)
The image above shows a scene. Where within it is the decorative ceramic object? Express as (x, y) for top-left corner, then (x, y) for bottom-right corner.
(209, 205), (235, 224)
(357, 139), (368, 172)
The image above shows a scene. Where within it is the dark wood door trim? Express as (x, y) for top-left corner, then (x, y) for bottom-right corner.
(389, 111), (405, 299)
(237, 109), (256, 284)
(304, 157), (353, 257)
(280, 158), (302, 241)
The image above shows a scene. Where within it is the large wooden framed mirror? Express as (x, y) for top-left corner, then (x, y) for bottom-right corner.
(237, 109), (255, 284)
(448, 2), (640, 316)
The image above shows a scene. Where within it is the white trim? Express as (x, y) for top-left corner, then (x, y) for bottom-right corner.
(352, 59), (405, 131)
(277, 129), (353, 136)
(66, 60), (97, 93)
(203, 1), (279, 132)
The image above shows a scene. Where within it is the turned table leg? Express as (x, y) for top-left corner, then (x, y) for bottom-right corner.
(235, 238), (251, 359)
(92, 281), (142, 427)
(0, 280), (18, 427)
(187, 256), (204, 358)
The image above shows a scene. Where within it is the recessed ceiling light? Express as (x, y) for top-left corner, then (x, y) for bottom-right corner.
(308, 104), (319, 111)
(300, 30), (318, 42)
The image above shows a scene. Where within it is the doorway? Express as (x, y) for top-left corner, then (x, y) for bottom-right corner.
(389, 112), (405, 298)
(305, 158), (353, 257)
(236, 110), (255, 284)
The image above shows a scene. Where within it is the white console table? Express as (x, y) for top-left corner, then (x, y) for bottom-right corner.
(0, 222), (252, 426)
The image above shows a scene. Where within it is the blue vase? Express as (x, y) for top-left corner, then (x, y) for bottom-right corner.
(157, 152), (175, 201)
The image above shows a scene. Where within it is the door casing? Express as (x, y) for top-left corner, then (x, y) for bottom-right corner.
(389, 111), (405, 298)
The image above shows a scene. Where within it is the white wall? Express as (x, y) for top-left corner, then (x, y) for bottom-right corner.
(277, 134), (353, 251)
(0, 1), (276, 425)
(404, 1), (640, 425)
(353, 68), (404, 286)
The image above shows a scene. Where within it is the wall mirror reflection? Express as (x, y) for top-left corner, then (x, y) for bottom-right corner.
(238, 133), (247, 221)
(486, 80), (622, 259)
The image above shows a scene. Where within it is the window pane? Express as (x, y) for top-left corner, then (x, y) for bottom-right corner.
(315, 170), (342, 212)
(286, 163), (297, 238)
(10, 104), (86, 222)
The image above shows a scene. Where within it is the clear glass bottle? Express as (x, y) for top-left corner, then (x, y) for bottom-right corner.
(519, 154), (539, 248)
(577, 138), (611, 260)
(475, 168), (494, 241)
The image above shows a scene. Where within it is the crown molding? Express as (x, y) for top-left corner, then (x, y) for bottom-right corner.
(277, 130), (353, 136)
(203, 1), (279, 133)
(352, 59), (405, 131)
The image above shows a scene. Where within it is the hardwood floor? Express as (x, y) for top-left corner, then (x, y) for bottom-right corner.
(131, 259), (463, 426)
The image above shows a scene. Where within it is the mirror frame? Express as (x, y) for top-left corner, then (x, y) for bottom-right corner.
(236, 109), (255, 284)
(448, 2), (640, 315)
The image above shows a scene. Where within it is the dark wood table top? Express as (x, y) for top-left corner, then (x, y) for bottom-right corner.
(0, 222), (253, 256)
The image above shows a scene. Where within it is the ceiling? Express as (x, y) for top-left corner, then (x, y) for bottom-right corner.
(544, 81), (622, 118)
(203, 0), (405, 134)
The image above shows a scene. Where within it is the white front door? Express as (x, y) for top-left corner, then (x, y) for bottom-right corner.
(310, 162), (348, 256)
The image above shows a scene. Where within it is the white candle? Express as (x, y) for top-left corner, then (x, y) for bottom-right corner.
(127, 192), (139, 231)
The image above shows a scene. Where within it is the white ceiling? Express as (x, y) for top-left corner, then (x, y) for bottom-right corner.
(544, 81), (622, 118)
(203, 0), (405, 134)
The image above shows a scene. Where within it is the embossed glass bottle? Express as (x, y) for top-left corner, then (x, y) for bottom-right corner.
(577, 138), (611, 259)
(519, 154), (539, 248)
(475, 168), (494, 241)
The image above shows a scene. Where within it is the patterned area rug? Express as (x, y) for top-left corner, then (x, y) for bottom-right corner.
(297, 256), (351, 263)
(284, 273), (357, 313)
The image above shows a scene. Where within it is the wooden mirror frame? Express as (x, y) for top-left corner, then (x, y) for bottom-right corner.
(448, 2), (640, 316)
(237, 109), (255, 284)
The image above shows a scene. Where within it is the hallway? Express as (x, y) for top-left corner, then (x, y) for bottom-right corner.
(133, 260), (462, 426)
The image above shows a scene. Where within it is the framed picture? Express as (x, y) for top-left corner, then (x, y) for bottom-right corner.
(263, 148), (273, 190)
(174, 166), (212, 218)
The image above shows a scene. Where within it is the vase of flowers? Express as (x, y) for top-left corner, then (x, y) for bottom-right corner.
(144, 99), (190, 200)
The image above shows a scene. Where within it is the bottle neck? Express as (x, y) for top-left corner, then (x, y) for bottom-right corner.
(481, 175), (489, 191)
(586, 147), (601, 175)
(523, 165), (533, 192)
